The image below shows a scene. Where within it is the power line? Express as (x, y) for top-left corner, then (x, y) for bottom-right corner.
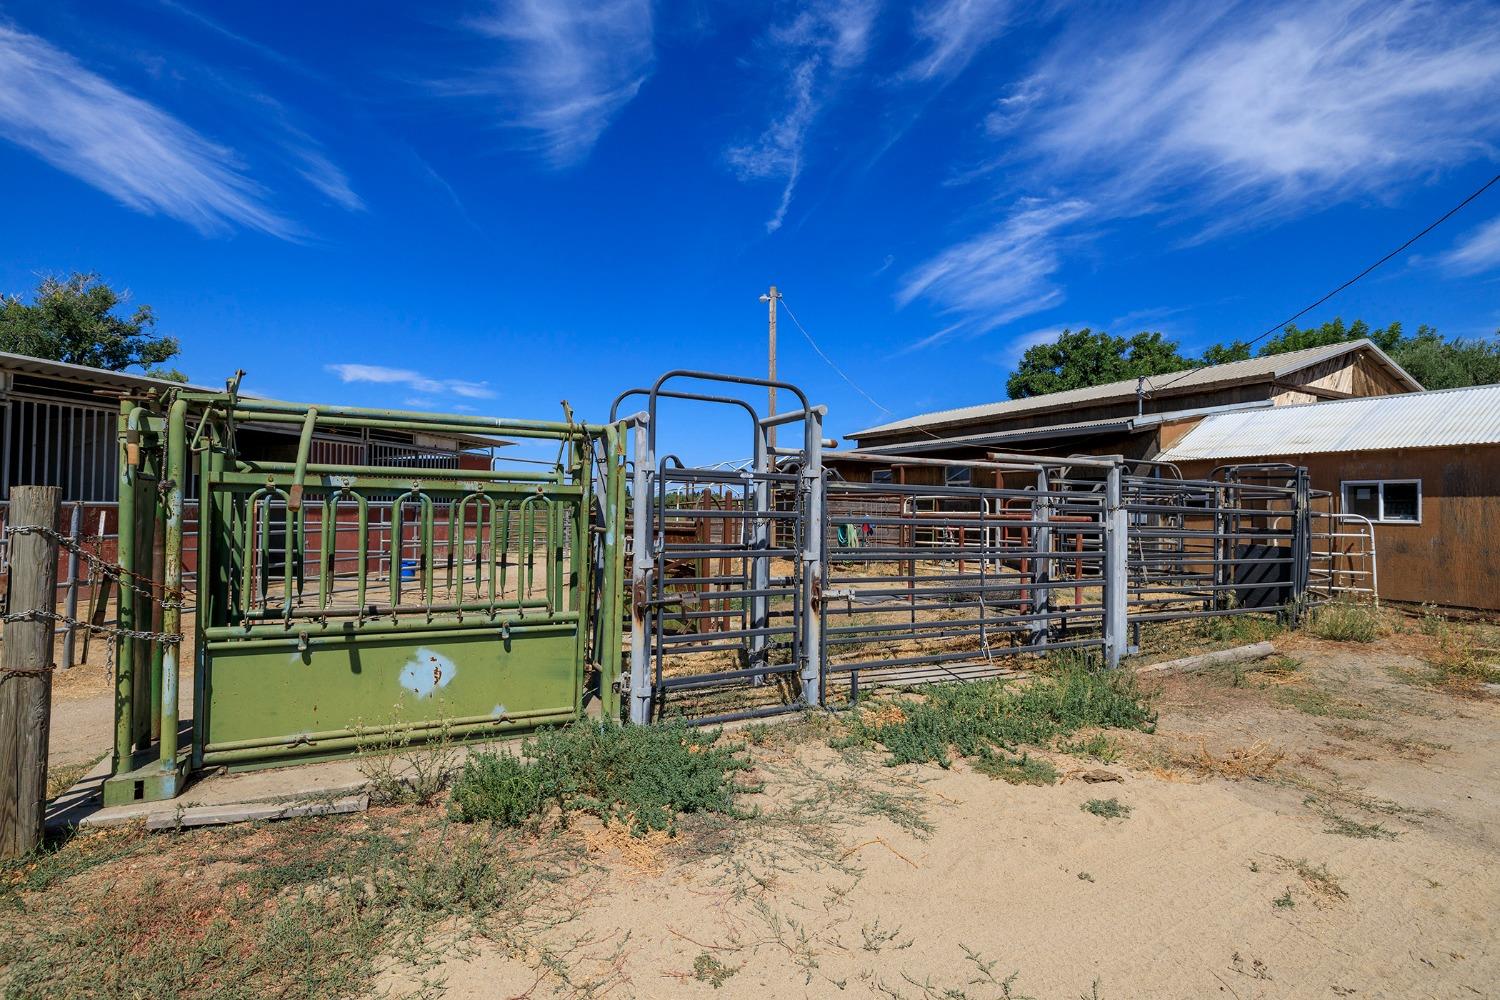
(1149, 171), (1500, 397)
(778, 297), (967, 447)
(778, 297), (896, 416)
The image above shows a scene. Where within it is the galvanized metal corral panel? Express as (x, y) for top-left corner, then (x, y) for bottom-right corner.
(1159, 384), (1500, 460)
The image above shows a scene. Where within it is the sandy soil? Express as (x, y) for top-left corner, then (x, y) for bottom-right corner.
(382, 640), (1499, 1000)
(45, 640), (202, 774)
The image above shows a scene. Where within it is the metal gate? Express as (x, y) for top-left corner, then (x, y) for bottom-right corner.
(1120, 462), (1311, 630)
(106, 383), (626, 803)
(617, 372), (824, 725)
(819, 453), (1119, 705)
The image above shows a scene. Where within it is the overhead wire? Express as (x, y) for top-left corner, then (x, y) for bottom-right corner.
(1146, 171), (1500, 397)
(777, 297), (895, 417)
(777, 296), (958, 445)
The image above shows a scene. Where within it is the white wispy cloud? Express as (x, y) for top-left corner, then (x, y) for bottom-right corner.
(1442, 213), (1500, 276)
(985, 321), (1085, 366)
(0, 24), (297, 237)
(326, 363), (496, 400)
(449, 0), (654, 168)
(903, 0), (1011, 82)
(901, 0), (1500, 342)
(998, 0), (1500, 230)
(292, 145), (364, 212)
(897, 198), (1089, 347)
(727, 0), (880, 233)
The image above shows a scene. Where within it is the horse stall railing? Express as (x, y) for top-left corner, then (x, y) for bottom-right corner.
(1308, 501), (1379, 605)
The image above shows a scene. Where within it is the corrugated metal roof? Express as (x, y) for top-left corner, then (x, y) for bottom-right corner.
(0, 349), (220, 392)
(840, 399), (1273, 456)
(0, 350), (513, 449)
(1157, 384), (1500, 460)
(850, 339), (1421, 439)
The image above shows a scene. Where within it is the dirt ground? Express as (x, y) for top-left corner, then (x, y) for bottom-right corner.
(384, 636), (1499, 1000)
(21, 621), (1500, 1000)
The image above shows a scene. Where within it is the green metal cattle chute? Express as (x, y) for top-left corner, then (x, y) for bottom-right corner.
(104, 383), (628, 805)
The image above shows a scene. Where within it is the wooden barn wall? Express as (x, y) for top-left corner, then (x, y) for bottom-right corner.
(1174, 446), (1499, 611)
(1275, 354), (1412, 405)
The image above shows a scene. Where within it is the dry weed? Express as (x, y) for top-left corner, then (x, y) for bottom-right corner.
(1147, 737), (1287, 780)
(861, 703), (909, 728)
(1273, 855), (1348, 907)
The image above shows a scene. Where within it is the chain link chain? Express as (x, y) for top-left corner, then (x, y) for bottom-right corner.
(0, 608), (182, 644)
(2, 523), (183, 605)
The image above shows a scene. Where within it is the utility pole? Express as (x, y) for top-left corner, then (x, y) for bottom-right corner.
(759, 285), (781, 451)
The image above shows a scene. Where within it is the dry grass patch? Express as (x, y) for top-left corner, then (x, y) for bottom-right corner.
(1132, 736), (1287, 782)
(0, 809), (591, 1000)
(1273, 856), (1348, 907)
(580, 818), (672, 875)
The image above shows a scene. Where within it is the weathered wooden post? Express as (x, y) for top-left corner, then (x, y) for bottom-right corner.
(1, 485), (61, 858)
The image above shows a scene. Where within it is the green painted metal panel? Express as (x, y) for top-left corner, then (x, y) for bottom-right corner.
(201, 625), (579, 763)
(108, 380), (631, 796)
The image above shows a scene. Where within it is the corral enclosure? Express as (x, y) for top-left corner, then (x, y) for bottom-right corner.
(3, 371), (1374, 807)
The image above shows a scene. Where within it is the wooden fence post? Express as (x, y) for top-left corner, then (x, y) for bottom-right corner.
(1, 485), (61, 858)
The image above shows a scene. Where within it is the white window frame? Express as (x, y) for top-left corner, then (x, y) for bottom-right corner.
(1341, 479), (1422, 525)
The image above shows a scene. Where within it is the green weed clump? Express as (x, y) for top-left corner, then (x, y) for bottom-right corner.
(1081, 797), (1131, 820)
(450, 752), (545, 825)
(836, 663), (1155, 769)
(451, 720), (754, 833)
(1195, 613), (1284, 645)
(1057, 732), (1120, 763)
(973, 748), (1058, 786)
(1307, 601), (1382, 643)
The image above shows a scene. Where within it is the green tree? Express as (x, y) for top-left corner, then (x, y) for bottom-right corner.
(1007, 328), (1191, 399)
(1198, 340), (1252, 365)
(0, 272), (184, 380)
(1202, 317), (1500, 390)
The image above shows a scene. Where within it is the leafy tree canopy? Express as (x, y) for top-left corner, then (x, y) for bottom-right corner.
(1226, 317), (1500, 391)
(1006, 328), (1191, 399)
(1006, 318), (1500, 398)
(0, 272), (184, 380)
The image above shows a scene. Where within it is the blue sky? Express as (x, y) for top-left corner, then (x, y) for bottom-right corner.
(3, 0), (1500, 463)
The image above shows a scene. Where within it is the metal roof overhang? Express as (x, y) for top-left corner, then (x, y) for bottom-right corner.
(839, 399), (1273, 458)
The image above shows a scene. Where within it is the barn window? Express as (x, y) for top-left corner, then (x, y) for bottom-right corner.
(871, 468), (893, 484)
(945, 466), (971, 487)
(1341, 480), (1421, 524)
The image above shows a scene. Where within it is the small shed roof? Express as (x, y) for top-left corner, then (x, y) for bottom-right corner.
(1157, 384), (1500, 461)
(0, 350), (511, 450)
(850, 339), (1421, 439)
(0, 349), (221, 392)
